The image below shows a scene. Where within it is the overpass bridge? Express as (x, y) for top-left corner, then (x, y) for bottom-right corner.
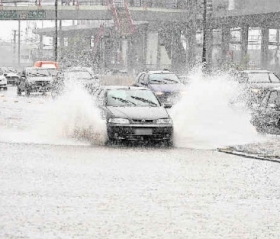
(2, 1), (280, 73)
(1, 3), (280, 26)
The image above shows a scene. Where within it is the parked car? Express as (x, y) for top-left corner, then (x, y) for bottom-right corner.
(93, 86), (173, 144)
(17, 67), (53, 96)
(134, 70), (186, 106)
(4, 72), (20, 85)
(0, 71), (8, 90)
(251, 87), (280, 134)
(238, 70), (280, 106)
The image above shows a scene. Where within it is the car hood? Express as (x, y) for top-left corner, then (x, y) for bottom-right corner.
(106, 106), (169, 120)
(149, 83), (185, 93)
(6, 73), (19, 77)
(27, 76), (53, 82)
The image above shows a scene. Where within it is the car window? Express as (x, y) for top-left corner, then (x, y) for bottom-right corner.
(267, 91), (280, 106)
(148, 73), (180, 84)
(269, 73), (280, 83)
(260, 91), (271, 107)
(138, 74), (146, 84)
(26, 69), (50, 77)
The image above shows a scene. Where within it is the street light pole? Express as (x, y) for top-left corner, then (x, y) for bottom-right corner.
(18, 20), (21, 67)
(54, 0), (58, 62)
(202, 0), (207, 63)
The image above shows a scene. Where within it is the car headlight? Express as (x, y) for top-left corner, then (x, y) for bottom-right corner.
(155, 91), (164, 96)
(108, 118), (130, 124)
(251, 88), (261, 93)
(156, 118), (173, 124)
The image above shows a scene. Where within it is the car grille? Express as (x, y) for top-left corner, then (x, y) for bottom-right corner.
(131, 119), (155, 124)
(35, 81), (51, 86)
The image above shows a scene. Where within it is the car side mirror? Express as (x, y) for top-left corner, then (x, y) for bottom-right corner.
(163, 103), (172, 109)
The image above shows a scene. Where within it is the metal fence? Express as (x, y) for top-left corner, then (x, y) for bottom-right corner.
(0, 0), (186, 8)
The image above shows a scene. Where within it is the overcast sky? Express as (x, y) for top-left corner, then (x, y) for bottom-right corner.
(0, 21), (57, 42)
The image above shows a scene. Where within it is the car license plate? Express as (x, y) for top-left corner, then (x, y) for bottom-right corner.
(134, 129), (153, 135)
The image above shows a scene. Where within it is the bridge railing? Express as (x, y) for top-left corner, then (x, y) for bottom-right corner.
(0, 0), (187, 9)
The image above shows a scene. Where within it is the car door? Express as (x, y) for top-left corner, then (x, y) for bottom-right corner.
(135, 73), (146, 87)
(262, 90), (280, 126)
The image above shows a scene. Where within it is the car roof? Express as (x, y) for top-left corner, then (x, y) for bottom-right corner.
(147, 70), (173, 74)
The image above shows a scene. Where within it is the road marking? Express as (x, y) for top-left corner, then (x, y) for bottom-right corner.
(1, 97), (46, 104)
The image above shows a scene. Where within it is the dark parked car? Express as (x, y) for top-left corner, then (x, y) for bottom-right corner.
(0, 71), (8, 90)
(238, 70), (280, 106)
(4, 72), (20, 85)
(93, 86), (173, 144)
(134, 70), (186, 106)
(251, 87), (280, 134)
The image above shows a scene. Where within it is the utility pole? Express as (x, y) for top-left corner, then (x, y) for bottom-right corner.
(54, 0), (58, 62)
(18, 20), (21, 67)
(202, 0), (207, 63)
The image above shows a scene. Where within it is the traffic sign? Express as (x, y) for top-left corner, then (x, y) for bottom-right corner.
(0, 10), (46, 20)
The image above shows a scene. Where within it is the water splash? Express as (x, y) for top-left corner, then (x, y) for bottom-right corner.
(36, 81), (107, 145)
(170, 68), (264, 149)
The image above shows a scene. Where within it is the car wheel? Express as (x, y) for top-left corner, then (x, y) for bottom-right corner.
(17, 88), (22, 95)
(164, 138), (174, 147)
(4, 87), (7, 91)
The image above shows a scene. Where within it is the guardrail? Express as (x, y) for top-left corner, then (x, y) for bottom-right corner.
(0, 0), (187, 9)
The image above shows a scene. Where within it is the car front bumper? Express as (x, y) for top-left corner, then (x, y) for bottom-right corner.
(6, 77), (19, 84)
(156, 93), (182, 105)
(107, 123), (173, 141)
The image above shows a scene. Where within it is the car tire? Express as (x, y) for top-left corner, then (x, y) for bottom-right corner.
(4, 87), (7, 91)
(165, 138), (174, 147)
(17, 88), (22, 95)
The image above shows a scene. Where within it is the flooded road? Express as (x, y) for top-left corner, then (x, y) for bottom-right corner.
(1, 87), (280, 238)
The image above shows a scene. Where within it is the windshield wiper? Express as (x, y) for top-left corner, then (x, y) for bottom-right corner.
(131, 96), (158, 107)
(162, 78), (179, 83)
(150, 80), (167, 84)
(30, 73), (48, 77)
(111, 96), (136, 106)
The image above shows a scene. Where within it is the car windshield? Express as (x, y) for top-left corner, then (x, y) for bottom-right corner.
(245, 72), (280, 83)
(65, 71), (92, 80)
(149, 73), (180, 84)
(106, 89), (160, 107)
(267, 91), (280, 107)
(26, 69), (50, 77)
